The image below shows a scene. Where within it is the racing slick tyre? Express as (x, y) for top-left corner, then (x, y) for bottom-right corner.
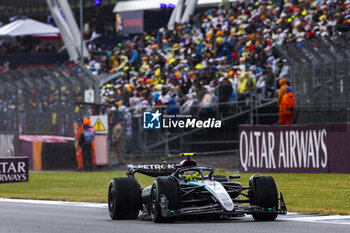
(251, 176), (278, 221)
(108, 177), (142, 220)
(151, 177), (179, 223)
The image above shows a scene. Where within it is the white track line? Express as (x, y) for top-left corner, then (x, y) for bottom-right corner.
(0, 198), (107, 208)
(285, 214), (350, 225)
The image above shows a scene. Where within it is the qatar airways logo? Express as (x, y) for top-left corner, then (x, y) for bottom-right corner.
(0, 157), (29, 183)
(239, 129), (328, 172)
(143, 110), (222, 129)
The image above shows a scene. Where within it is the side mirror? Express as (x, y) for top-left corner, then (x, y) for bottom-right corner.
(229, 175), (241, 179)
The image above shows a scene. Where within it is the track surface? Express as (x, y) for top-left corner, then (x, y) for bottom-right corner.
(0, 199), (349, 233)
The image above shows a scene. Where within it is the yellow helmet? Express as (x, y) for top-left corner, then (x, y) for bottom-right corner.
(183, 170), (200, 180)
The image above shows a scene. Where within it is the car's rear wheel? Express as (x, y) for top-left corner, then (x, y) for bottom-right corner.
(250, 176), (278, 221)
(108, 177), (142, 220)
(150, 177), (179, 223)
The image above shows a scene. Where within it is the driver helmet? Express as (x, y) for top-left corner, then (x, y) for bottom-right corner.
(183, 170), (200, 180)
(179, 159), (197, 167)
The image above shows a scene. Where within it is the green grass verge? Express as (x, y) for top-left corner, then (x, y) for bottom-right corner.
(0, 171), (349, 215)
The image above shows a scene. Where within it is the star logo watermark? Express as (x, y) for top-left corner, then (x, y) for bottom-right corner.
(143, 110), (162, 129)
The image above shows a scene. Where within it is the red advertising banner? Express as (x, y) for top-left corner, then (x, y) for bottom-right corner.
(239, 123), (350, 173)
(0, 157), (29, 183)
(116, 11), (144, 34)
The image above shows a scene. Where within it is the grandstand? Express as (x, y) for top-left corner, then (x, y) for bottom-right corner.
(1, 0), (350, 158)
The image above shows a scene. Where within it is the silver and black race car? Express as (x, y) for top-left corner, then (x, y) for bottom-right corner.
(108, 153), (287, 222)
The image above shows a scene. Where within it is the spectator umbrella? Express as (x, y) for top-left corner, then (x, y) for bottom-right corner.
(0, 18), (59, 37)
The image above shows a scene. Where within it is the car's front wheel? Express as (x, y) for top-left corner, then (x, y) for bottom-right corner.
(150, 177), (179, 223)
(250, 176), (278, 221)
(108, 177), (142, 220)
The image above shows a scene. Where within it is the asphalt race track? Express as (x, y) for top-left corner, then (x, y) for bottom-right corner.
(0, 199), (349, 233)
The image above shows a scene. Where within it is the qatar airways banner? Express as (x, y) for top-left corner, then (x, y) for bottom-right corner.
(0, 157), (29, 183)
(239, 123), (350, 173)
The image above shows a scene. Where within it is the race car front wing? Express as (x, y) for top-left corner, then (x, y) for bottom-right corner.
(159, 192), (287, 218)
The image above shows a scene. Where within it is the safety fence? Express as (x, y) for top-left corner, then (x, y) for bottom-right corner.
(0, 65), (95, 136)
(275, 34), (350, 123)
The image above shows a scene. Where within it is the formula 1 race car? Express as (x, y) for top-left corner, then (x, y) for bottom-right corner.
(108, 153), (287, 222)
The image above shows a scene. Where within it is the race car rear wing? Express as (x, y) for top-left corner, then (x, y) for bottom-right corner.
(126, 163), (179, 178)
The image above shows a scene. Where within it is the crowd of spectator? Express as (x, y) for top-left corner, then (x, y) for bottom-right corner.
(0, 36), (58, 54)
(1, 0), (349, 118)
(88, 0), (350, 117)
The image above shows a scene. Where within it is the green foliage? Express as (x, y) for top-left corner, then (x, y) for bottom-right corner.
(0, 171), (349, 215)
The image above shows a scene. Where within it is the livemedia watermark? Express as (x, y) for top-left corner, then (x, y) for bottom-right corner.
(143, 110), (222, 129)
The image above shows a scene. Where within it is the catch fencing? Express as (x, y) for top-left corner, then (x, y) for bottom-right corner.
(0, 65), (95, 136)
(275, 35), (350, 123)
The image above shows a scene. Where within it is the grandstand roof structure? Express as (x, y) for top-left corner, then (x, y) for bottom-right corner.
(113, 0), (237, 12)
